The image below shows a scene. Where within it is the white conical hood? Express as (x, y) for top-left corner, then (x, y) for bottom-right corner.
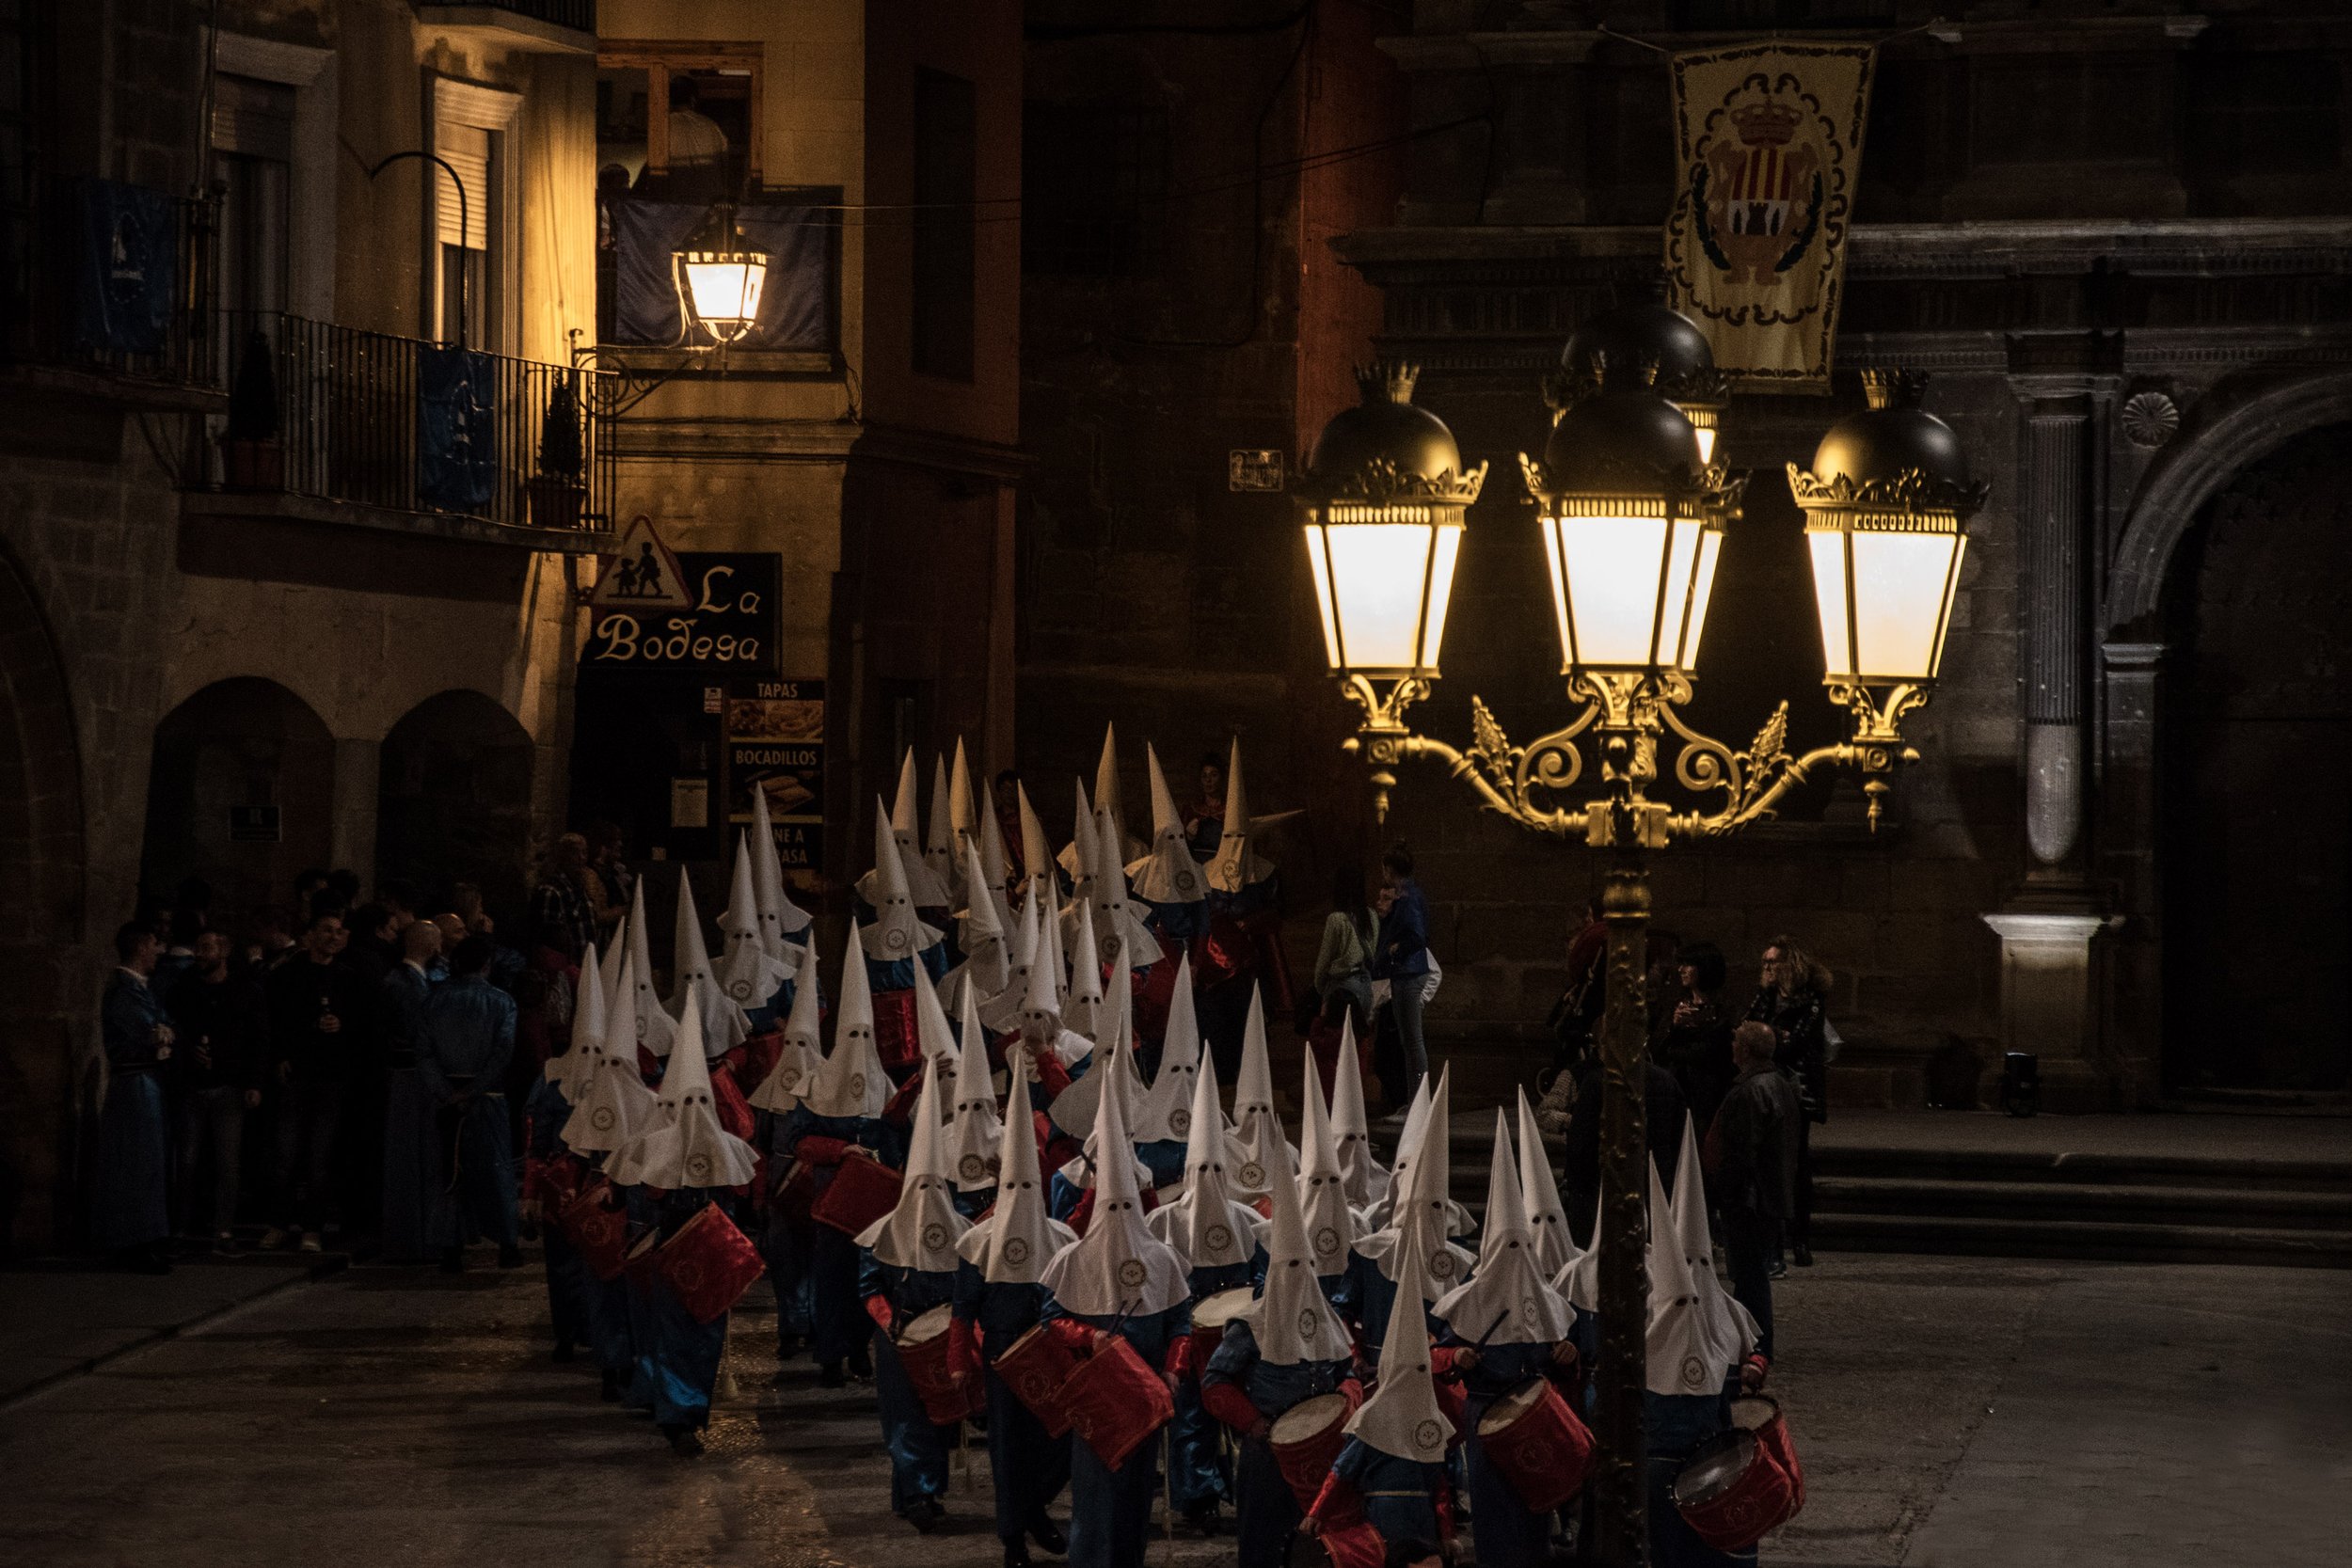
(1128, 742), (1204, 905)
(1017, 894), (1062, 1028)
(1092, 722), (1128, 848)
(910, 959), (961, 1081)
(1365, 1074), (1434, 1229)
(1016, 782), (1053, 895)
(612, 991), (759, 1191)
(1045, 969), (1148, 1145)
(1518, 1087), (1575, 1277)
(749, 787), (812, 952)
(749, 926), (826, 1115)
(668, 872), (747, 1053)
(1672, 1113), (1759, 1373)
(959, 1053), (1075, 1284)
(1329, 1015), (1386, 1205)
(803, 921), (891, 1119)
(948, 737), (978, 845)
(1040, 1058), (1190, 1317)
(601, 911), (629, 1022)
(1148, 1054), (1258, 1272)
(979, 887), (1041, 1035)
(1433, 1111), (1572, 1346)
(1136, 952), (1202, 1141)
(861, 797), (946, 962)
(977, 780), (1011, 888)
(1553, 1194), (1601, 1315)
(1090, 807), (1163, 970)
(719, 834), (796, 1019)
(1646, 1154), (1736, 1396)
(624, 881), (677, 1060)
(1062, 898), (1104, 1042)
(1230, 988), (1297, 1194)
(548, 942), (605, 1095)
(946, 977), (1004, 1192)
(1115, 962), (1180, 1144)
(925, 752), (958, 897)
(1206, 737), (1275, 893)
(858, 1055), (969, 1273)
(1343, 1226), (1454, 1465)
(1248, 1127), (1357, 1366)
(857, 757), (951, 911)
(1358, 1065), (1474, 1301)
(1297, 1053), (1360, 1278)
(564, 950), (661, 1154)
(1058, 777), (1095, 887)
(956, 838), (1009, 996)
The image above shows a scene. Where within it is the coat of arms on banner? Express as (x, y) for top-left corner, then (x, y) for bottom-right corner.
(1664, 43), (1875, 390)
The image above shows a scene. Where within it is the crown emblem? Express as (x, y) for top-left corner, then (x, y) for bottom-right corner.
(1730, 99), (1802, 147)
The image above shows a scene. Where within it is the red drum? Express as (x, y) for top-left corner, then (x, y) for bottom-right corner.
(657, 1203), (767, 1323)
(772, 1158), (819, 1222)
(1269, 1386), (1360, 1509)
(1058, 1331), (1175, 1471)
(1318, 1522), (1387, 1568)
(1194, 912), (1256, 990)
(1189, 1287), (1254, 1367)
(710, 1068), (756, 1145)
(622, 1227), (663, 1284)
(1475, 1379), (1595, 1513)
(873, 988), (921, 1073)
(1734, 1395), (1805, 1518)
(811, 1152), (903, 1237)
(560, 1179), (629, 1281)
(896, 1305), (983, 1425)
(995, 1322), (1083, 1437)
(1672, 1425), (1798, 1552)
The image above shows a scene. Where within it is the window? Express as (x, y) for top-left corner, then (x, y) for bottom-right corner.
(1022, 103), (1168, 277)
(912, 68), (976, 381)
(212, 73), (293, 321)
(596, 42), (765, 202)
(429, 78), (521, 351)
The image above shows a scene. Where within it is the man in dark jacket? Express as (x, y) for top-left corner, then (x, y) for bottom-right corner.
(1708, 1021), (1803, 1372)
(167, 931), (267, 1253)
(262, 911), (372, 1251)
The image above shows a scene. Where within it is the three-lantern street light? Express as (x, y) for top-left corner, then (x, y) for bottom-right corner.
(1295, 304), (1987, 1568)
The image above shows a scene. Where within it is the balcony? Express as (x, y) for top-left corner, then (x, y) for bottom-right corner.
(0, 178), (225, 412)
(410, 0), (596, 55)
(184, 311), (614, 552)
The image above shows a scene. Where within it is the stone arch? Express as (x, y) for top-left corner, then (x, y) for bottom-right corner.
(375, 689), (536, 918)
(2108, 368), (2352, 635)
(140, 678), (338, 924)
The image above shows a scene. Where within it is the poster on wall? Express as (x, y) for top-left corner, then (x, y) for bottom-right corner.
(727, 677), (824, 869)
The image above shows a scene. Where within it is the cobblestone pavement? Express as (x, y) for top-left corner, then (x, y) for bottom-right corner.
(0, 1252), (2341, 1567)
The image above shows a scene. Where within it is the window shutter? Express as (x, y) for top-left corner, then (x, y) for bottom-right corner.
(436, 123), (490, 251)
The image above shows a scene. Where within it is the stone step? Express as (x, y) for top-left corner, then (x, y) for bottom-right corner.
(1808, 1211), (2352, 1269)
(1812, 1173), (2352, 1230)
(1814, 1145), (2352, 1194)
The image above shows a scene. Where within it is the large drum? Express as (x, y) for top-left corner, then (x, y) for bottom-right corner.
(1269, 1386), (1360, 1509)
(1672, 1426), (1798, 1552)
(811, 1151), (903, 1237)
(1057, 1331), (1174, 1471)
(1317, 1523), (1387, 1568)
(657, 1203), (767, 1323)
(771, 1158), (819, 1222)
(560, 1179), (629, 1281)
(1189, 1287), (1254, 1366)
(1475, 1379), (1595, 1513)
(872, 988), (921, 1073)
(896, 1305), (983, 1425)
(1733, 1395), (1804, 1517)
(995, 1321), (1084, 1436)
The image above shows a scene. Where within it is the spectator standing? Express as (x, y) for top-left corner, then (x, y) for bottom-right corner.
(344, 903), (399, 988)
(1746, 934), (1834, 1268)
(420, 937), (521, 1272)
(1707, 1021), (1803, 1370)
(245, 905), (297, 972)
(1183, 752), (1226, 861)
(1306, 863), (1376, 1101)
(152, 908), (203, 1002)
(262, 911), (370, 1252)
(93, 923), (176, 1273)
(1655, 940), (1736, 1136)
(586, 820), (634, 938)
(166, 931), (266, 1254)
(380, 919), (444, 1264)
(528, 833), (596, 966)
(1368, 843), (1434, 1101)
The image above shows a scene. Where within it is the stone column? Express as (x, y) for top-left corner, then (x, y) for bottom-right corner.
(1980, 911), (2114, 1111)
(328, 737), (381, 881)
(2018, 390), (2093, 871)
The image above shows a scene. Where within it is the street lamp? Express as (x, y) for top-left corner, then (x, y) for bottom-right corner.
(675, 203), (770, 346)
(1302, 308), (1986, 1568)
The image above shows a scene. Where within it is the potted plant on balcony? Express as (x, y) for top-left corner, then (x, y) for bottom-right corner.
(525, 372), (587, 529)
(221, 328), (283, 491)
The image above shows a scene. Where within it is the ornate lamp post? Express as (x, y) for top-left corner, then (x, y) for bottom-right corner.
(675, 202), (771, 347)
(1300, 312), (1986, 1567)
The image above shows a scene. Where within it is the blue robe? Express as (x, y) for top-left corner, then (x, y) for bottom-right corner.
(522, 1074), (587, 1351)
(379, 965), (440, 1264)
(1046, 1300), (1189, 1568)
(1332, 1436), (1450, 1548)
(1170, 1254), (1264, 1512)
(92, 972), (173, 1252)
(1203, 1320), (1354, 1568)
(418, 975), (519, 1250)
(861, 1253), (960, 1516)
(953, 1266), (1072, 1544)
(777, 1106), (908, 1366)
(628, 1187), (732, 1431)
(755, 1112), (814, 1354)
(1454, 1338), (1566, 1568)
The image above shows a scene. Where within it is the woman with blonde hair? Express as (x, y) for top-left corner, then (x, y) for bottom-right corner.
(1745, 934), (1833, 1268)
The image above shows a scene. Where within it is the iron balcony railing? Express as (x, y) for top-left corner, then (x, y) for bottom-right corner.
(215, 310), (614, 534)
(0, 177), (221, 389)
(414, 0), (596, 31)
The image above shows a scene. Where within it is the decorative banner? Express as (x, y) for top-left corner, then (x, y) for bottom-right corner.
(1663, 43), (1876, 391)
(728, 677), (825, 869)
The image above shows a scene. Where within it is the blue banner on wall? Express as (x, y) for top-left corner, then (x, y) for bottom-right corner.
(71, 179), (177, 355)
(607, 198), (835, 351)
(417, 346), (498, 513)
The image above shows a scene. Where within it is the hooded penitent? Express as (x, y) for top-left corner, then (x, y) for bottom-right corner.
(925, 752), (959, 902)
(1128, 742), (1205, 906)
(1047, 958), (1151, 1145)
(601, 910), (630, 1024)
(1147, 1056), (1260, 1273)
(1013, 894), (1093, 1069)
(801, 920), (893, 1120)
(857, 1055), (969, 1273)
(946, 976), (1004, 1193)
(1645, 1154), (1748, 1398)
(748, 924), (827, 1115)
(1040, 1058), (1191, 1317)
(977, 783), (1014, 920)
(610, 991), (760, 1191)
(749, 788), (814, 954)
(1206, 736), (1275, 894)
(948, 736), (979, 850)
(1552, 1194), (1600, 1316)
(857, 752), (951, 911)
(1343, 1226), (1454, 1465)
(1061, 897), (1105, 1044)
(1135, 952), (1203, 1142)
(719, 832), (795, 1015)
(1089, 807), (1163, 971)
(1329, 1014), (1388, 1206)
(1517, 1086), (1575, 1277)
(1060, 778), (1097, 898)
(1296, 1050), (1361, 1278)
(1230, 987), (1298, 1195)
(978, 885), (1041, 1035)
(1671, 1112), (1760, 1374)
(1432, 1111), (1573, 1347)
(1058, 724), (1143, 878)
(910, 959), (962, 1085)
(860, 797), (945, 966)
(1247, 1121), (1358, 1366)
(547, 942), (605, 1097)
(959, 1053), (1075, 1285)
(623, 881), (677, 1059)
(1016, 782), (1054, 898)
(954, 838), (1009, 996)
(1357, 1065), (1475, 1302)
(564, 950), (663, 1155)
(668, 872), (748, 1053)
